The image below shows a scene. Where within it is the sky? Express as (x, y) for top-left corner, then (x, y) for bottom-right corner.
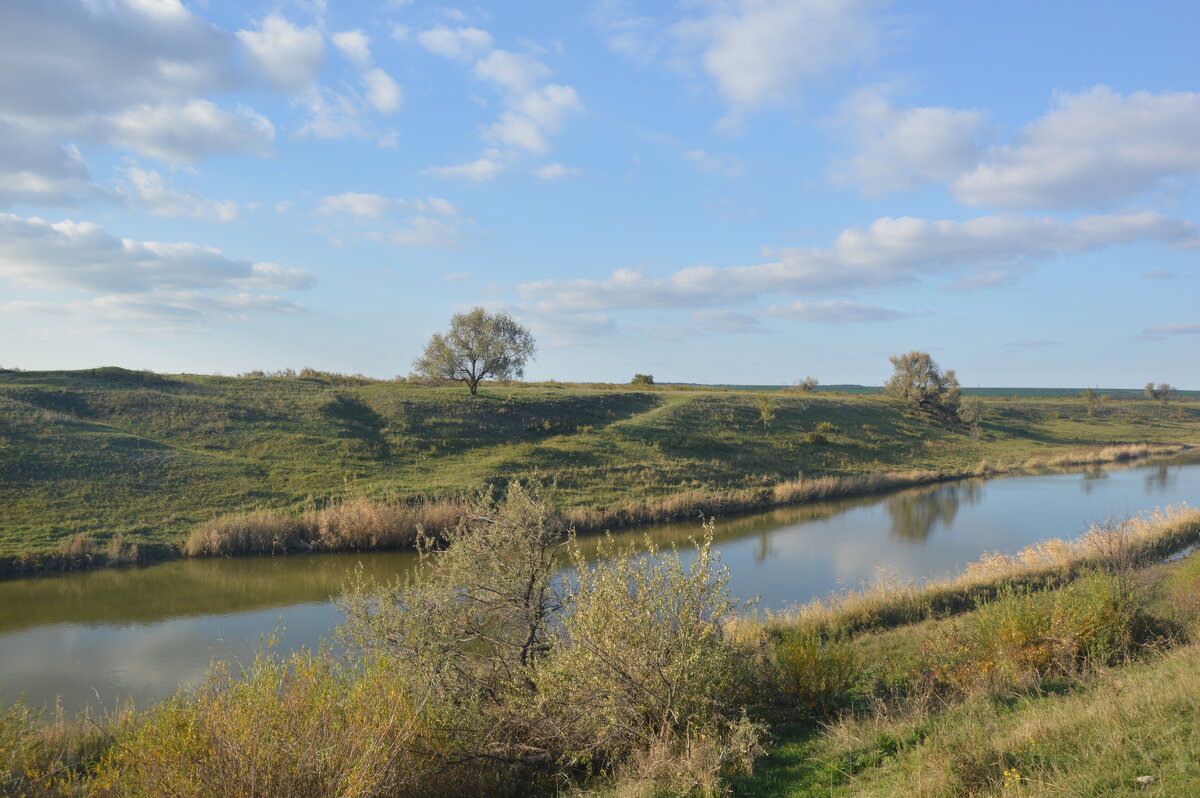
(1, 0), (1197, 387)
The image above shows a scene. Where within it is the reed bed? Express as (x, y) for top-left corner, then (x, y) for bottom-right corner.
(180, 442), (1189, 560)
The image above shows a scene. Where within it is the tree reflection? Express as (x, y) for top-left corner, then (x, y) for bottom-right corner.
(886, 479), (983, 543)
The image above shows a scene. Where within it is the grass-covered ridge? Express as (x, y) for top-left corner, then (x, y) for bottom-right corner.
(2, 367), (1198, 568)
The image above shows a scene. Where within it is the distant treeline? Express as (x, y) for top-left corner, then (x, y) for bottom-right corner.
(690, 383), (1200, 399)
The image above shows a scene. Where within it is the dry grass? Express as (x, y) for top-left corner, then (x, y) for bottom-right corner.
(182, 509), (307, 556)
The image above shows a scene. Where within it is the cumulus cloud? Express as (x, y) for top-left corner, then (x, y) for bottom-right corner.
(237, 14), (324, 91)
(419, 31), (582, 180)
(0, 123), (97, 207)
(417, 26), (494, 62)
(517, 211), (1197, 311)
(0, 0), (234, 123)
(316, 193), (465, 247)
(332, 29), (372, 69)
(120, 166), (239, 222)
(106, 100), (275, 163)
(317, 192), (459, 218)
(0, 212), (312, 294)
(762, 300), (914, 324)
(953, 87), (1200, 209)
(363, 68), (404, 114)
(831, 89), (987, 195)
(673, 0), (884, 127)
(422, 156), (507, 182)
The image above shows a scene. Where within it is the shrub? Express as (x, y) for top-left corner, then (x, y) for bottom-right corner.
(767, 625), (861, 716)
(631, 373), (655, 385)
(93, 649), (463, 798)
(928, 571), (1156, 692)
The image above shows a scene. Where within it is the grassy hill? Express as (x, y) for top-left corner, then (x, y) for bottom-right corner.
(2, 367), (1198, 563)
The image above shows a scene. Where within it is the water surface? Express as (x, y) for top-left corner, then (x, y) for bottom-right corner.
(1, 451), (1197, 715)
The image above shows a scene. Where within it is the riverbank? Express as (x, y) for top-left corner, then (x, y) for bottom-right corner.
(3, 442), (1191, 576)
(3, 367), (1198, 574)
(3, 500), (1199, 797)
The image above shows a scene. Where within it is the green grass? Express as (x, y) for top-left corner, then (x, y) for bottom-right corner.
(2, 367), (1198, 562)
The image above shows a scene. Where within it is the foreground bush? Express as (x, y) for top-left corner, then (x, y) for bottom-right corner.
(337, 481), (760, 794)
(92, 650), (475, 798)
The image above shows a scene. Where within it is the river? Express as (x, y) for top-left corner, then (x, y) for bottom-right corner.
(1, 451), (1197, 715)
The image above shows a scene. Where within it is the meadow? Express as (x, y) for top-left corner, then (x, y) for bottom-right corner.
(2, 367), (1198, 572)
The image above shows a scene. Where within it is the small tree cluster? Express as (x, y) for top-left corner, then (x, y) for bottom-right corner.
(631, 373), (655, 385)
(787, 376), (818, 393)
(1144, 382), (1175, 406)
(884, 351), (961, 417)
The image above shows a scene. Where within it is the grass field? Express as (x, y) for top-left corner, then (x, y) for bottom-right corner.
(2, 367), (1198, 566)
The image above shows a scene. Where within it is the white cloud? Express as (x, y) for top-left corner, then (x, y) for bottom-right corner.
(3, 291), (303, 323)
(237, 14), (324, 91)
(317, 192), (460, 218)
(422, 156), (507, 182)
(518, 211), (1197, 311)
(332, 30), (372, 69)
(120, 166), (238, 222)
(944, 269), (1018, 291)
(954, 87), (1200, 209)
(317, 192), (392, 218)
(831, 89), (987, 195)
(590, 0), (663, 63)
(364, 216), (464, 248)
(472, 49), (551, 93)
(762, 300), (913, 324)
(295, 88), (366, 140)
(674, 0), (883, 127)
(106, 100), (275, 163)
(0, 0), (234, 122)
(0, 123), (96, 207)
(363, 68), (404, 114)
(390, 23), (410, 42)
(683, 149), (745, 177)
(417, 26), (494, 62)
(0, 213), (312, 294)
(531, 163), (582, 181)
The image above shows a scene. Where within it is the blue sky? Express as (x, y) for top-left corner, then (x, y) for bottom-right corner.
(1, 0), (1197, 387)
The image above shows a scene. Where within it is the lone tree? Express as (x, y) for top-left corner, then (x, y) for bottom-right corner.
(631, 373), (654, 385)
(884, 351), (961, 417)
(413, 307), (536, 395)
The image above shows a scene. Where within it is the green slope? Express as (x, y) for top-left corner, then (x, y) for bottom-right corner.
(2, 367), (1198, 558)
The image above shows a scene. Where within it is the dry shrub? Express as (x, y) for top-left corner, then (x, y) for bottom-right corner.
(92, 649), (462, 798)
(766, 624), (861, 715)
(104, 533), (139, 566)
(927, 571), (1158, 693)
(1, 701), (129, 797)
(183, 509), (307, 556)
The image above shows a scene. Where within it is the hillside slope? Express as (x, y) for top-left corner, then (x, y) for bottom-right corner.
(2, 368), (1198, 559)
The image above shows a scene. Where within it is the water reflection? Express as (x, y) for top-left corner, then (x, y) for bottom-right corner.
(885, 479), (984, 543)
(1, 449), (1197, 715)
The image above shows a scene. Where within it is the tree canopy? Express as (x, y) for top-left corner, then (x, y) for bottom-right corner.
(884, 351), (961, 417)
(413, 307), (536, 395)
